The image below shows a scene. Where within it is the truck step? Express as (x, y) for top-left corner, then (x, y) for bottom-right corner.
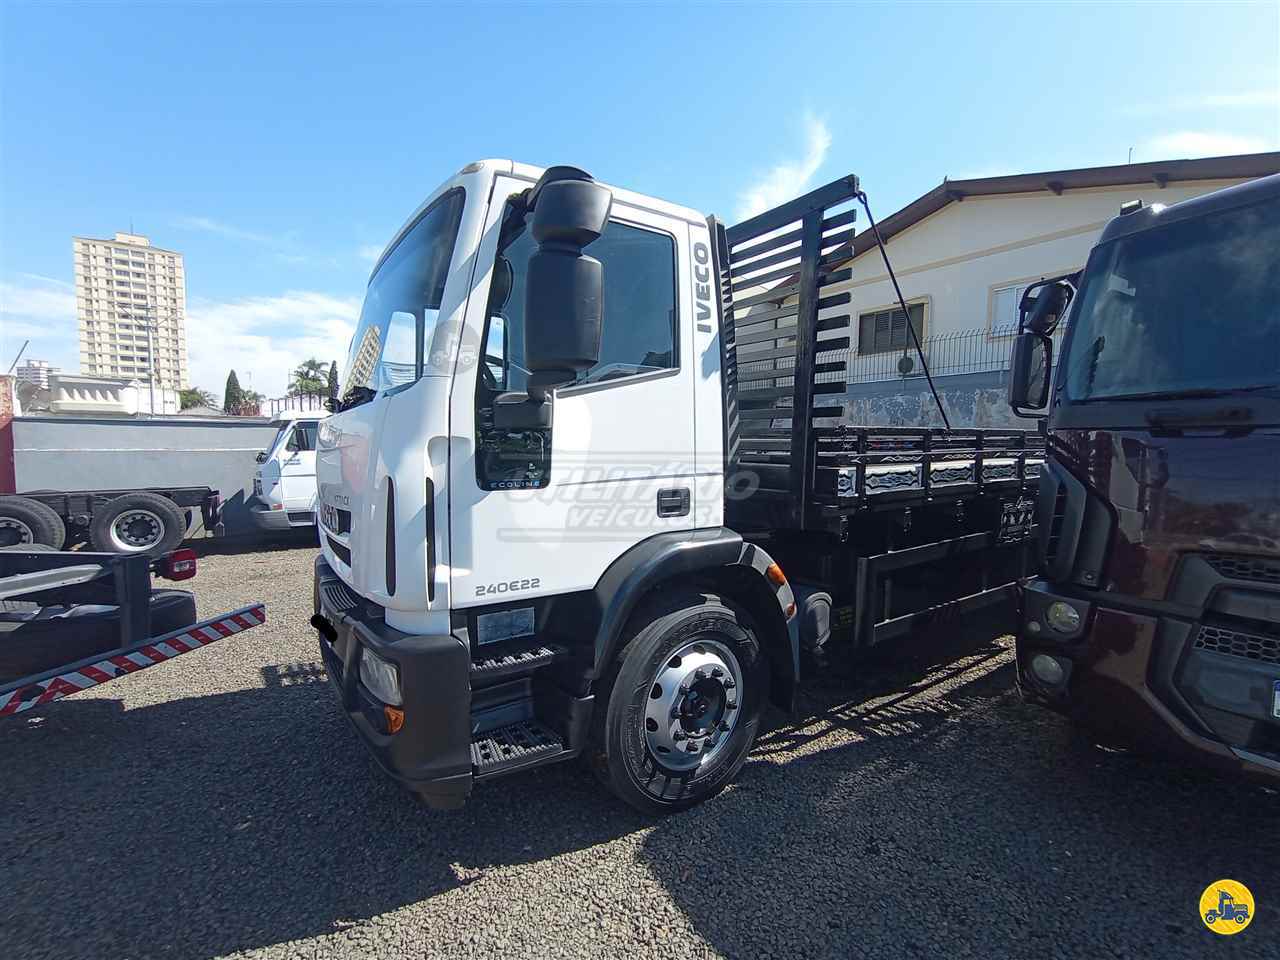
(471, 720), (565, 778)
(470, 644), (559, 682)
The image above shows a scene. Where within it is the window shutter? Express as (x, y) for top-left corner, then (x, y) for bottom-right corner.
(858, 304), (923, 355)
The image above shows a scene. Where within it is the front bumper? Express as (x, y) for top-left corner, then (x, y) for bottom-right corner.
(1017, 579), (1280, 785)
(249, 500), (313, 531)
(312, 556), (473, 808)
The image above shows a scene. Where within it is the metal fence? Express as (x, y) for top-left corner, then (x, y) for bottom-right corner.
(843, 324), (1069, 384)
(738, 324), (1068, 392)
(264, 392), (327, 418)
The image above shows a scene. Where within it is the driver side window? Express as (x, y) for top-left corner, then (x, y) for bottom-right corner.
(479, 204), (678, 393)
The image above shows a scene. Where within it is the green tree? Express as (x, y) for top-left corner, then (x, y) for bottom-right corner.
(289, 357), (327, 396)
(327, 360), (339, 398)
(223, 370), (243, 412)
(180, 387), (217, 410)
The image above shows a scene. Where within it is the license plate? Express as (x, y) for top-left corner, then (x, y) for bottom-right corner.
(1273, 681), (1280, 720)
(998, 498), (1035, 543)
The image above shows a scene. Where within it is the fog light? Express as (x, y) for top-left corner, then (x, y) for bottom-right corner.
(359, 649), (402, 706)
(384, 705), (405, 734)
(1031, 653), (1067, 686)
(1045, 601), (1082, 634)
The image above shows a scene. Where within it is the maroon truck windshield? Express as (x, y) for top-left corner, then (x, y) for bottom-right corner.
(1061, 195), (1280, 402)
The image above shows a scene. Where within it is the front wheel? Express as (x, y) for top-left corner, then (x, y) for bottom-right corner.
(591, 590), (769, 815)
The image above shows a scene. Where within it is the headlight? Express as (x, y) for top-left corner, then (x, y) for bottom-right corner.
(359, 649), (402, 705)
(1045, 601), (1082, 634)
(1030, 653), (1068, 685)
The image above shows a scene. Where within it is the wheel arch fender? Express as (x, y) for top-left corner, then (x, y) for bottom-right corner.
(589, 529), (798, 710)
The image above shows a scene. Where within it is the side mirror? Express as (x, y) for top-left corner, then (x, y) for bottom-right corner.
(255, 451), (268, 464)
(1020, 279), (1073, 335)
(522, 168), (612, 401)
(1008, 332), (1052, 417)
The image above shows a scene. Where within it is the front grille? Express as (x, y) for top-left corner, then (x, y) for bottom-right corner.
(287, 511), (313, 524)
(1204, 555), (1280, 586)
(326, 535), (351, 566)
(1043, 485), (1069, 568)
(1194, 625), (1280, 666)
(321, 578), (361, 612)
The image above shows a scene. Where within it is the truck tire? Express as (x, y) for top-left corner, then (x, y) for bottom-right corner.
(590, 590), (770, 815)
(89, 492), (186, 556)
(0, 496), (66, 549)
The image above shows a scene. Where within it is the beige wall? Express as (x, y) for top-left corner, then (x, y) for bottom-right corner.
(831, 178), (1246, 348)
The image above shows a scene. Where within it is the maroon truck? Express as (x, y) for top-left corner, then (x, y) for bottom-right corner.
(1007, 172), (1280, 783)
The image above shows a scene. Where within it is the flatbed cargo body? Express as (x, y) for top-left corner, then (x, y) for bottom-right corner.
(309, 160), (1043, 813)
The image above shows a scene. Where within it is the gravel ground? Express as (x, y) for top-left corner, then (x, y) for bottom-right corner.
(5, 536), (1278, 960)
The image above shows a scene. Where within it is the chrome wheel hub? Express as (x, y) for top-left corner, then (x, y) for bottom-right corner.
(110, 509), (164, 551)
(643, 638), (743, 772)
(0, 517), (34, 547)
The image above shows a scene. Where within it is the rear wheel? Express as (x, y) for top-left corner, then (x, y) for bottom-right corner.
(0, 496), (66, 549)
(90, 492), (186, 556)
(591, 590), (769, 815)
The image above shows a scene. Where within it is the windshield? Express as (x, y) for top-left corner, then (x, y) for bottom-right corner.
(1060, 195), (1280, 402)
(268, 420), (318, 457)
(341, 189), (465, 407)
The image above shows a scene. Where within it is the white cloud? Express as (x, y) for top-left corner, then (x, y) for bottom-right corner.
(0, 280), (76, 319)
(1143, 131), (1275, 160)
(735, 114), (833, 222)
(0, 278), (80, 372)
(357, 244), (384, 264)
(1124, 89), (1280, 115)
(1, 274), (360, 399)
(173, 215), (282, 246)
(185, 290), (360, 399)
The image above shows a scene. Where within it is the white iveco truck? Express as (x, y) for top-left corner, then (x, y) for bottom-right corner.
(311, 161), (1043, 813)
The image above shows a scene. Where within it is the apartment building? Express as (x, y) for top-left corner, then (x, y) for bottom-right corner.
(73, 231), (190, 389)
(15, 359), (59, 389)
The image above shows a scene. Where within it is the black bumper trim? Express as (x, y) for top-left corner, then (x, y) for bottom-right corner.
(314, 555), (472, 809)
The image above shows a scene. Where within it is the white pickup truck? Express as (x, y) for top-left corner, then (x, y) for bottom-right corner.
(249, 411), (322, 531)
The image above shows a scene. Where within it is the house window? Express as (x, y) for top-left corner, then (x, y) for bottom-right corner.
(990, 282), (1031, 337)
(857, 303), (924, 355)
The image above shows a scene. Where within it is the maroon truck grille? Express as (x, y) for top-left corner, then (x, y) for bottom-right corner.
(1194, 625), (1280, 666)
(1204, 555), (1280, 586)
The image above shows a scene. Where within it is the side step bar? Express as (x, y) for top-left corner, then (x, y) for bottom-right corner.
(470, 644), (560, 683)
(471, 720), (567, 779)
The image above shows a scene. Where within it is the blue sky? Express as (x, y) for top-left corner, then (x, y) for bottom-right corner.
(2, 1), (1276, 398)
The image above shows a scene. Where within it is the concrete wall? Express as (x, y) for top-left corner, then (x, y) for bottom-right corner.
(843, 371), (1040, 429)
(12, 416), (280, 536)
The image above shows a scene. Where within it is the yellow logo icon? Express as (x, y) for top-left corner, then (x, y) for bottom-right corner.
(1201, 879), (1255, 935)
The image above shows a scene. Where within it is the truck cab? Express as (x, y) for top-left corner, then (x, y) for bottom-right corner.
(250, 411), (322, 530)
(1008, 173), (1280, 783)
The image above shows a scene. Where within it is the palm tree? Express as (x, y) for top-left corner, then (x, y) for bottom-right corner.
(289, 358), (327, 397)
(179, 387), (218, 410)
